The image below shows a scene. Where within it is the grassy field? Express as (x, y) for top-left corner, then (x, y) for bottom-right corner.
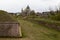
(19, 19), (60, 40)
(0, 18), (60, 40)
(26, 17), (60, 24)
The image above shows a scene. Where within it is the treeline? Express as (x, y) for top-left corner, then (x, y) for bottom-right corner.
(0, 7), (60, 21)
(19, 7), (60, 21)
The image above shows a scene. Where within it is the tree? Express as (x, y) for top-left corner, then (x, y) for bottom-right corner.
(29, 10), (36, 18)
(30, 10), (35, 15)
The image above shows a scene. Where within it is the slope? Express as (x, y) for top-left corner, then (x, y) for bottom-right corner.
(18, 19), (60, 40)
(0, 10), (18, 22)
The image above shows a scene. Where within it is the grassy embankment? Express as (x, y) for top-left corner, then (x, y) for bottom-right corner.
(23, 17), (60, 31)
(18, 18), (60, 40)
(0, 11), (60, 40)
(0, 17), (60, 40)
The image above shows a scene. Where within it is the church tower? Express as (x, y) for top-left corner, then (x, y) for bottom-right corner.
(25, 5), (31, 16)
(21, 5), (31, 16)
(21, 8), (23, 12)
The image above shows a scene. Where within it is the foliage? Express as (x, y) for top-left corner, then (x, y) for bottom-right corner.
(50, 12), (60, 21)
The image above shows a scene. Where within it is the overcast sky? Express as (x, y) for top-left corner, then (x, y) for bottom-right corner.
(0, 0), (60, 13)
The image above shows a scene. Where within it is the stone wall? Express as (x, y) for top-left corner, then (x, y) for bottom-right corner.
(0, 22), (20, 37)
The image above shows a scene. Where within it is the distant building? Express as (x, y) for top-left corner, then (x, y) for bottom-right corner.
(9, 13), (15, 16)
(21, 5), (31, 16)
(9, 12), (20, 16)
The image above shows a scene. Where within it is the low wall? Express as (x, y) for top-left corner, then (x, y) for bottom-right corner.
(0, 22), (20, 37)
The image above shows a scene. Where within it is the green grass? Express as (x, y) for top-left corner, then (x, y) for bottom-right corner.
(18, 19), (60, 40)
(25, 17), (60, 26)
(0, 10), (18, 22)
(0, 18), (59, 40)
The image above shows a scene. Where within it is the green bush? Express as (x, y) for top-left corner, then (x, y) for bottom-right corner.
(51, 13), (60, 21)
